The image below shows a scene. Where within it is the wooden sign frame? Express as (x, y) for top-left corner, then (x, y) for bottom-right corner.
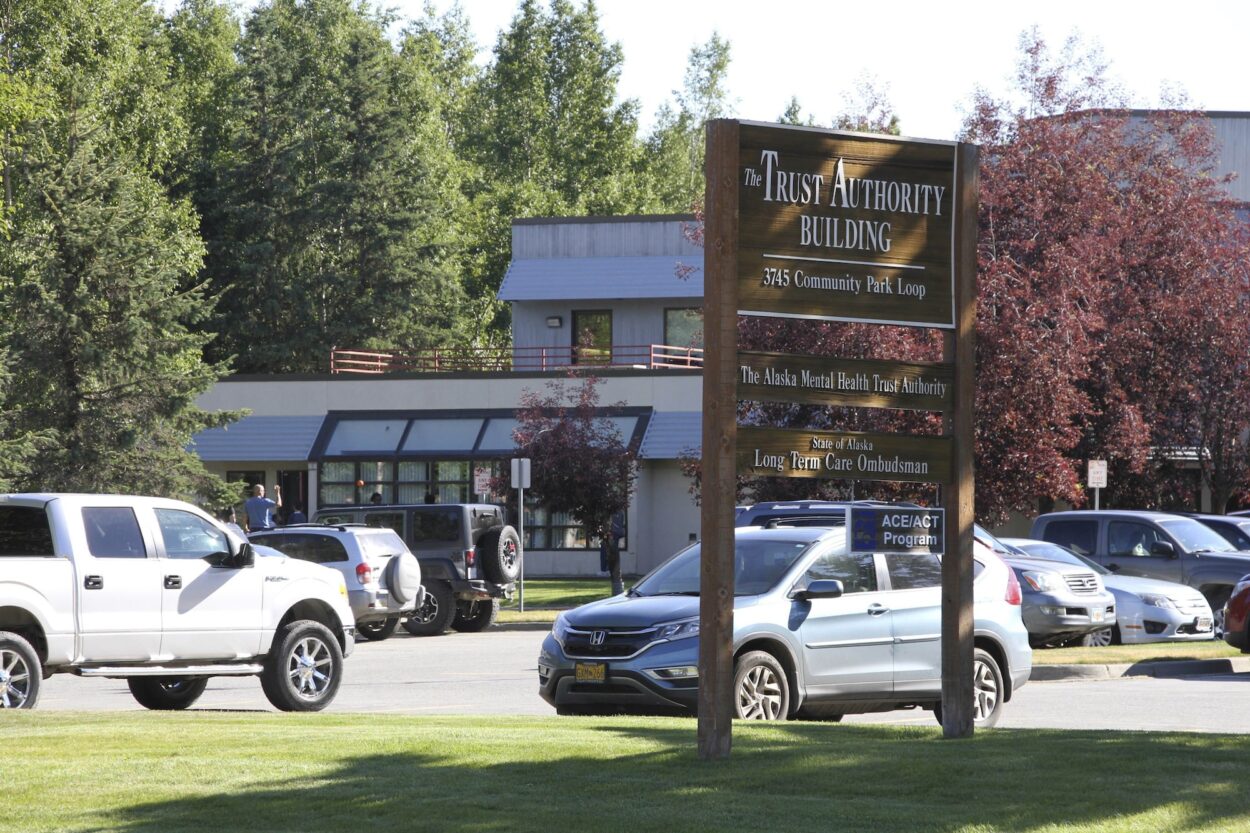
(699, 120), (979, 759)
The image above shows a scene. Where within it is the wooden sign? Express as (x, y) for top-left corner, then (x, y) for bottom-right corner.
(738, 350), (953, 411)
(737, 425), (952, 484)
(736, 122), (957, 328)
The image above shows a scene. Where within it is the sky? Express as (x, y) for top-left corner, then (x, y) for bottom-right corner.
(186, 0), (1249, 142)
(418, 0), (1249, 140)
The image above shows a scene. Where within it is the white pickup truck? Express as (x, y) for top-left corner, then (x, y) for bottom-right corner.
(0, 493), (355, 711)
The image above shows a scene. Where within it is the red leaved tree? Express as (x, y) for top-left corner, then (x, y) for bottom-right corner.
(510, 371), (638, 594)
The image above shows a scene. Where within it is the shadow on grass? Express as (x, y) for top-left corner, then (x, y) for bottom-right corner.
(94, 720), (1250, 833)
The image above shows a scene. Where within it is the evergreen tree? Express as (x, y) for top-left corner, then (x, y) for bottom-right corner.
(211, 0), (466, 373)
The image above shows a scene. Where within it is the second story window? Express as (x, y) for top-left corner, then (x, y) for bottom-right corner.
(664, 307), (703, 348)
(572, 310), (612, 365)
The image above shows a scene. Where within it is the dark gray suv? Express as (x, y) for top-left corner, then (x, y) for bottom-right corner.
(314, 503), (520, 635)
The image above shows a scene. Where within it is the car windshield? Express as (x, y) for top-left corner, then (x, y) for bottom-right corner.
(632, 537), (814, 597)
(1013, 541), (1109, 575)
(974, 524), (1024, 555)
(1158, 519), (1240, 553)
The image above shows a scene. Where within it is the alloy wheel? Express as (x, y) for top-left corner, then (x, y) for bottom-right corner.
(1082, 628), (1114, 648)
(287, 636), (333, 700)
(737, 664), (784, 720)
(972, 658), (999, 722)
(0, 647), (33, 709)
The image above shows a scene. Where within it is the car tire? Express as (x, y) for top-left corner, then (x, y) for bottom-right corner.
(260, 619), (343, 712)
(382, 552), (423, 607)
(477, 525), (522, 584)
(933, 648), (1005, 730)
(0, 631), (41, 709)
(452, 598), (500, 632)
(402, 580), (456, 636)
(733, 650), (789, 720)
(127, 676), (209, 710)
(1209, 588), (1232, 640)
(1081, 627), (1117, 648)
(356, 617), (399, 641)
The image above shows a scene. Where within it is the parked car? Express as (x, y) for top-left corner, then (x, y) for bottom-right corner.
(1222, 575), (1250, 652)
(538, 526), (1031, 728)
(248, 525), (423, 641)
(313, 503), (519, 635)
(1003, 538), (1213, 646)
(734, 500), (919, 528)
(1031, 510), (1250, 636)
(1180, 513), (1250, 552)
(969, 527), (1115, 648)
(0, 493), (355, 711)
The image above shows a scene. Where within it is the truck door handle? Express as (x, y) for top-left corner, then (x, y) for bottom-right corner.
(84, 575), (103, 590)
(164, 575), (182, 589)
(867, 603), (890, 616)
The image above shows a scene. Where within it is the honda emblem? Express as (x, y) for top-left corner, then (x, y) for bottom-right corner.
(589, 630), (607, 646)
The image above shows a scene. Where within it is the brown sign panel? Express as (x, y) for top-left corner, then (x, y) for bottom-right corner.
(737, 122), (957, 328)
(738, 351), (953, 412)
(738, 426), (951, 484)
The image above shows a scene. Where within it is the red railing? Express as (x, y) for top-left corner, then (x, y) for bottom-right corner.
(330, 344), (704, 374)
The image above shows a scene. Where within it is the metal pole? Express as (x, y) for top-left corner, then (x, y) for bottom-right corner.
(1095, 487), (1100, 511)
(518, 484), (525, 613)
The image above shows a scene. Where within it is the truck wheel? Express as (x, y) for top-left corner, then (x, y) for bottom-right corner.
(402, 580), (455, 636)
(261, 620), (343, 712)
(128, 677), (208, 710)
(452, 598), (500, 632)
(477, 525), (522, 583)
(356, 617), (399, 641)
(0, 631), (41, 709)
(1209, 589), (1232, 639)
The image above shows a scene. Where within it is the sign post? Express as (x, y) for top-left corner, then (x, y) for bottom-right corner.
(701, 119), (978, 757)
(511, 458), (531, 612)
(1088, 459), (1107, 510)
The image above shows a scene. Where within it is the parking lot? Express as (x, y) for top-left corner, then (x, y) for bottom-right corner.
(36, 628), (1250, 733)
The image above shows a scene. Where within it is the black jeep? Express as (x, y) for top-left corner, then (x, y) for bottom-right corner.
(313, 503), (520, 635)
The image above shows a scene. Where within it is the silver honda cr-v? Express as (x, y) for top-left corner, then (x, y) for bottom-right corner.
(539, 525), (1031, 727)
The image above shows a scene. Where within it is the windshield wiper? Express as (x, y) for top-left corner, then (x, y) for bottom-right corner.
(626, 586), (642, 597)
(650, 590), (700, 596)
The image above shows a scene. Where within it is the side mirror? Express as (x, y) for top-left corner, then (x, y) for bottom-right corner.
(1151, 541), (1176, 559)
(793, 579), (844, 601)
(204, 542), (255, 569)
(234, 542), (255, 568)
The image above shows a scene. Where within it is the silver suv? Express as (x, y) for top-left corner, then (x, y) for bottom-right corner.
(539, 526), (1032, 727)
(250, 525), (424, 641)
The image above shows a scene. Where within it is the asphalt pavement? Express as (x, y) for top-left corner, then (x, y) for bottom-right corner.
(34, 628), (1250, 732)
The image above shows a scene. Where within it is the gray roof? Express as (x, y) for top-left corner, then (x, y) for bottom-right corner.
(190, 415), (326, 462)
(497, 256), (704, 302)
(639, 411), (702, 459)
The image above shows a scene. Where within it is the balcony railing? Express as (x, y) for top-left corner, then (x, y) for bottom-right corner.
(330, 344), (704, 374)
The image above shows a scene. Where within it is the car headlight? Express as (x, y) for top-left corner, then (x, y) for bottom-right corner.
(656, 617), (700, 641)
(1139, 593), (1176, 610)
(551, 612), (570, 647)
(1021, 571), (1060, 592)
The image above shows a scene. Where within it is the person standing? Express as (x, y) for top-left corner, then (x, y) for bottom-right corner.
(244, 483), (282, 531)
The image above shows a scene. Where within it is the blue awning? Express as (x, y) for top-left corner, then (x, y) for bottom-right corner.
(190, 416), (326, 462)
(498, 256), (704, 302)
(639, 412), (701, 460)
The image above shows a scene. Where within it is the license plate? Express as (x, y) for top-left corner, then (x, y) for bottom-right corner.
(1091, 609), (1104, 623)
(575, 662), (607, 683)
(1197, 617), (1213, 632)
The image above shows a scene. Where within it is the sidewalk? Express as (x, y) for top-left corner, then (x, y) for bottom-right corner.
(1031, 656), (1250, 681)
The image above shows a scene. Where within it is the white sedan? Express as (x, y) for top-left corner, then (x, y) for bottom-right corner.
(1003, 538), (1214, 646)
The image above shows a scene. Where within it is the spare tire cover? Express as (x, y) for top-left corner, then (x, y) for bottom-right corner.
(383, 552), (423, 607)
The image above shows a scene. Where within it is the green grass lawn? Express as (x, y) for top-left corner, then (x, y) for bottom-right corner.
(1033, 639), (1242, 665)
(5, 712), (1250, 833)
(503, 577), (617, 609)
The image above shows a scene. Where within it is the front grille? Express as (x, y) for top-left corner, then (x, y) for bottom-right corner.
(1064, 573), (1100, 594)
(564, 626), (660, 659)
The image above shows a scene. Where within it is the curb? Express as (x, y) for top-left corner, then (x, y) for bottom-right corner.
(1031, 656), (1250, 682)
(492, 621), (553, 632)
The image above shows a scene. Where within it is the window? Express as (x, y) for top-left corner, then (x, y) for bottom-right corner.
(1108, 522), (1166, 558)
(155, 509), (230, 559)
(409, 507), (462, 545)
(886, 553), (943, 590)
(664, 307), (703, 348)
(1043, 520), (1097, 556)
(520, 501), (626, 551)
(364, 512), (405, 536)
(82, 507), (147, 559)
(258, 534), (349, 564)
(572, 310), (612, 365)
(0, 507), (54, 557)
(800, 551), (877, 594)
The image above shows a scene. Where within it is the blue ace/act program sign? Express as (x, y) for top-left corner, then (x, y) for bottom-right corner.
(850, 506), (945, 555)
